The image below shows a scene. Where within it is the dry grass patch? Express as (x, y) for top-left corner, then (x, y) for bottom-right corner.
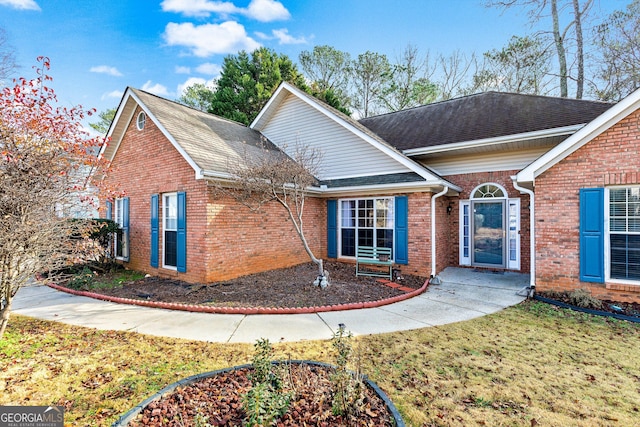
(1, 301), (639, 426)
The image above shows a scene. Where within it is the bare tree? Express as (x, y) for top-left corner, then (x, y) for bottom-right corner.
(472, 35), (553, 94)
(486, 0), (595, 98)
(592, 0), (640, 101)
(0, 57), (111, 338)
(436, 50), (477, 100)
(350, 51), (392, 118)
(0, 27), (17, 84)
(380, 45), (438, 111)
(211, 139), (329, 287)
(299, 45), (352, 107)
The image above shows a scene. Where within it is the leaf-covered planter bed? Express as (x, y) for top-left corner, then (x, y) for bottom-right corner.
(111, 361), (404, 427)
(533, 295), (640, 323)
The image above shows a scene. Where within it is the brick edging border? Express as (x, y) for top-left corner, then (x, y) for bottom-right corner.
(46, 279), (430, 315)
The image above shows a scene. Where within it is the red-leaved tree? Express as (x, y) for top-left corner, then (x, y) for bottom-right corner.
(0, 57), (114, 338)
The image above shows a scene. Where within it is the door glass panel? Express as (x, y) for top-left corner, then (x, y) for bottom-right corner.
(473, 201), (504, 266)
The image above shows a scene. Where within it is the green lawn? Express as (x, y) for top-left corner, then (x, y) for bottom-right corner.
(1, 301), (639, 426)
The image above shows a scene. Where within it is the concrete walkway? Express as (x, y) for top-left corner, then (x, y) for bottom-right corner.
(12, 268), (529, 343)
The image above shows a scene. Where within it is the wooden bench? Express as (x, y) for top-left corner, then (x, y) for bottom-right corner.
(356, 246), (393, 280)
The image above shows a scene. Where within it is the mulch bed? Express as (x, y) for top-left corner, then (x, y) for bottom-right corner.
(128, 363), (396, 427)
(81, 261), (426, 309)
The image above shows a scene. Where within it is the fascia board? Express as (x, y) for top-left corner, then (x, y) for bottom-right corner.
(311, 180), (461, 196)
(517, 88), (640, 184)
(403, 124), (583, 157)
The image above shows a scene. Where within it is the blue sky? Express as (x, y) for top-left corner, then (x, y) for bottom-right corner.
(0, 0), (627, 132)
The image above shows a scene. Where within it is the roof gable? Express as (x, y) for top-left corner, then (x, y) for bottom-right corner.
(517, 88), (640, 184)
(251, 82), (460, 191)
(359, 92), (614, 152)
(101, 88), (273, 180)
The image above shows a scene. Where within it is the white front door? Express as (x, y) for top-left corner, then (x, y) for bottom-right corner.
(459, 184), (520, 270)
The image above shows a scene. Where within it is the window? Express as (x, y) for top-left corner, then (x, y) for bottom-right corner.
(339, 197), (394, 257)
(609, 187), (640, 281)
(114, 198), (129, 260)
(163, 193), (178, 269)
(136, 111), (146, 130)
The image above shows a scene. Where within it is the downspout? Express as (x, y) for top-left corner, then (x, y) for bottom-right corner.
(430, 185), (449, 283)
(512, 177), (536, 297)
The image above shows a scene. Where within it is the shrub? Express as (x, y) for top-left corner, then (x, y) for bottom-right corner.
(567, 288), (603, 310)
(330, 324), (365, 418)
(242, 339), (291, 426)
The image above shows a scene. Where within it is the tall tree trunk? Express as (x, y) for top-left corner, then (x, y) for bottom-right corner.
(551, 0), (568, 97)
(573, 0), (589, 99)
(0, 294), (11, 339)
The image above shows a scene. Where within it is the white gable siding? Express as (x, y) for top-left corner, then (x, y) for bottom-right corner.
(423, 146), (551, 176)
(260, 95), (412, 180)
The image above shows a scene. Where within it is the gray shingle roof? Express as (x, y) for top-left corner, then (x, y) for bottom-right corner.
(131, 88), (282, 175)
(358, 92), (614, 151)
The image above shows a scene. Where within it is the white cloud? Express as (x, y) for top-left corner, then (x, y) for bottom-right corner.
(160, 0), (289, 22)
(101, 90), (124, 101)
(175, 66), (191, 74)
(196, 62), (222, 76)
(0, 0), (40, 11)
(254, 28), (307, 45)
(271, 28), (306, 45)
(245, 0), (289, 22)
(142, 81), (170, 97)
(160, 0), (238, 18)
(90, 65), (123, 77)
(177, 76), (216, 98)
(163, 21), (261, 57)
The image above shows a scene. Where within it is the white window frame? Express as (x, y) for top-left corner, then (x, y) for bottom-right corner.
(337, 197), (395, 259)
(162, 193), (178, 270)
(459, 201), (471, 266)
(114, 198), (128, 261)
(605, 186), (640, 285)
(136, 111), (146, 130)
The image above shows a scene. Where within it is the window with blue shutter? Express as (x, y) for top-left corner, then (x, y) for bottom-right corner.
(122, 197), (130, 262)
(177, 191), (187, 273)
(106, 200), (112, 220)
(395, 195), (409, 265)
(150, 194), (159, 268)
(327, 200), (337, 258)
(579, 188), (604, 283)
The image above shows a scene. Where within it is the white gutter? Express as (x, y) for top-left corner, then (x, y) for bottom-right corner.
(404, 124), (584, 157)
(512, 177), (536, 297)
(431, 186), (449, 279)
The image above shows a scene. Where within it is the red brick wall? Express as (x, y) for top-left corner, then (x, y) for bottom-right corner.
(104, 106), (327, 283)
(535, 108), (640, 302)
(203, 190), (326, 282)
(443, 170), (531, 274)
(103, 106), (210, 283)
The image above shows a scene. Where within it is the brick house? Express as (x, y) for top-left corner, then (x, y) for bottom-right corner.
(100, 83), (640, 303)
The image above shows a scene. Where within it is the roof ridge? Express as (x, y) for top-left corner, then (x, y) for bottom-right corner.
(361, 91), (615, 121)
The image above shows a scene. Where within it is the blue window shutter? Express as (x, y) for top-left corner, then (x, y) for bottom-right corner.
(106, 200), (112, 220)
(580, 188), (604, 283)
(150, 194), (159, 268)
(327, 200), (337, 258)
(122, 197), (130, 262)
(395, 196), (409, 265)
(177, 191), (187, 273)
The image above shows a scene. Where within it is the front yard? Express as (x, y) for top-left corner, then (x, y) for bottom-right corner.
(1, 301), (639, 426)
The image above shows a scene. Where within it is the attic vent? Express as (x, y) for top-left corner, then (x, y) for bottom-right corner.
(136, 111), (146, 130)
